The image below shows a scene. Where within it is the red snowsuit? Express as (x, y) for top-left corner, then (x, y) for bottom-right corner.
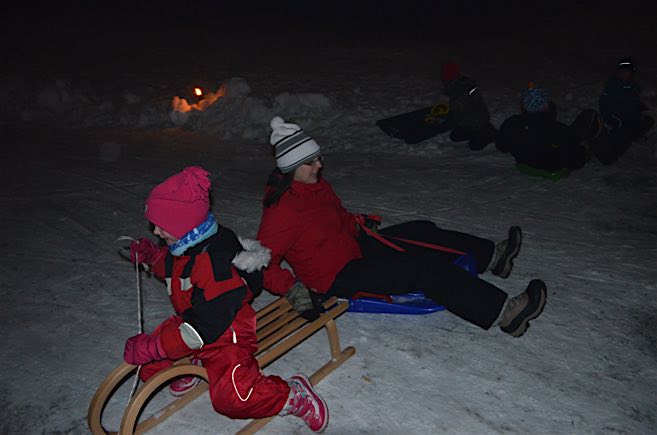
(257, 178), (362, 295)
(138, 227), (289, 419)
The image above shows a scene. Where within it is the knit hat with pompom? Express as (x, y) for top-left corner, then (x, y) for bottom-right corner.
(145, 166), (212, 238)
(521, 83), (549, 113)
(269, 116), (321, 173)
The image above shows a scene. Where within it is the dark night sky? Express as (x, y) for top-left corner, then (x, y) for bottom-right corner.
(2, 0), (655, 90)
(5, 0), (652, 59)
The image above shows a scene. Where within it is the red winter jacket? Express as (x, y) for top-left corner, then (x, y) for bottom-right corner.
(257, 178), (362, 295)
(149, 228), (261, 360)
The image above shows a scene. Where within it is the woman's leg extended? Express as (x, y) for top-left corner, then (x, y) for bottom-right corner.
(329, 251), (507, 329)
(377, 220), (495, 272)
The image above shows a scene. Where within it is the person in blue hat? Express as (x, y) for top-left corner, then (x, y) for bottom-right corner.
(496, 83), (588, 173)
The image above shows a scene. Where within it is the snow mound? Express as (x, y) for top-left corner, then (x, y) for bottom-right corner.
(0, 77), (172, 128)
(1, 76), (337, 141)
(169, 77), (335, 141)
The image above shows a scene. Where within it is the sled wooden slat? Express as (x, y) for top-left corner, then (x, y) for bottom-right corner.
(88, 296), (355, 435)
(254, 297), (289, 326)
(255, 309), (301, 341)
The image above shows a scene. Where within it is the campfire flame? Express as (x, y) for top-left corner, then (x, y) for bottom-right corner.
(171, 85), (224, 116)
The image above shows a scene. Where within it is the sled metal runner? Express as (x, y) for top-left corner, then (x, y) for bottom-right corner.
(88, 296), (355, 435)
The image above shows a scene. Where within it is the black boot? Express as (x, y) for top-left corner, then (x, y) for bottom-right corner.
(489, 226), (522, 278)
(499, 279), (547, 337)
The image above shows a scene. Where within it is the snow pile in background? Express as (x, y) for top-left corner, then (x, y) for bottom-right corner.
(2, 72), (656, 163)
(0, 76), (338, 142)
(170, 77), (337, 141)
(0, 77), (173, 129)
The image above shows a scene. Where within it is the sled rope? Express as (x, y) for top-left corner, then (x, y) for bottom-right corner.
(384, 235), (466, 255)
(355, 216), (466, 255)
(135, 250), (143, 334)
(116, 236), (144, 398)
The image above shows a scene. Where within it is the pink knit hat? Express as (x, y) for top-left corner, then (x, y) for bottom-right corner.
(145, 166), (211, 239)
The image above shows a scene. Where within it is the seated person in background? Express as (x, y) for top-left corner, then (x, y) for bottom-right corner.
(441, 61), (496, 150)
(496, 84), (587, 173)
(599, 58), (654, 143)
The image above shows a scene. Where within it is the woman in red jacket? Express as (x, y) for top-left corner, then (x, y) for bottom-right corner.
(257, 117), (547, 337)
(124, 166), (328, 432)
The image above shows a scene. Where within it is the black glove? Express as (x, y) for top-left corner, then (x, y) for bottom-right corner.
(286, 282), (325, 321)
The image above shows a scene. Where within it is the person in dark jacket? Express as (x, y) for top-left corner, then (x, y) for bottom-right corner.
(496, 84), (587, 172)
(599, 58), (654, 143)
(123, 167), (329, 432)
(441, 61), (496, 150)
(257, 116), (548, 339)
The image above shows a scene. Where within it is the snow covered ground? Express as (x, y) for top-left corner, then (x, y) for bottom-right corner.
(2, 1), (657, 434)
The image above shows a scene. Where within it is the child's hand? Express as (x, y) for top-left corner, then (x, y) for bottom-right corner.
(130, 238), (164, 266)
(123, 333), (167, 365)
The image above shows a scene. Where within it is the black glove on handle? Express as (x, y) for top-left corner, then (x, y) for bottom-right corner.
(286, 282), (326, 321)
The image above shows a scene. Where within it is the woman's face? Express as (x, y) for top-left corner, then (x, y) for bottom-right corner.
(293, 156), (323, 184)
(153, 225), (178, 245)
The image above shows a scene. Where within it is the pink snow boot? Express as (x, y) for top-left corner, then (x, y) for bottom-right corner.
(169, 358), (202, 397)
(280, 374), (329, 432)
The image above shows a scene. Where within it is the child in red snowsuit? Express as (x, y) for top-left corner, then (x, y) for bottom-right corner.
(123, 166), (328, 432)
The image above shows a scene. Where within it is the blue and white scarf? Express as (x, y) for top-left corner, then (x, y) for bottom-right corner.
(168, 212), (219, 256)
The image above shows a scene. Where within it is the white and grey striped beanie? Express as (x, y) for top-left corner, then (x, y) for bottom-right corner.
(269, 116), (321, 173)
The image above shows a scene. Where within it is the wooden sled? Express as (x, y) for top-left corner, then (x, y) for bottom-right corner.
(88, 296), (355, 434)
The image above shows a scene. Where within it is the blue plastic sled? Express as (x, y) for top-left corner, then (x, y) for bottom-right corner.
(347, 253), (478, 314)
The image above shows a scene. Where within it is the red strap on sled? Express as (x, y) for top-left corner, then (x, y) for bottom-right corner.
(356, 215), (466, 256)
(385, 235), (466, 255)
(351, 292), (393, 303)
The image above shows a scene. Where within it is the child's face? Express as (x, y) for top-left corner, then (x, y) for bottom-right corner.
(153, 225), (178, 245)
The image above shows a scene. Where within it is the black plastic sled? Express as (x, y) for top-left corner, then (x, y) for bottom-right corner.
(376, 103), (451, 144)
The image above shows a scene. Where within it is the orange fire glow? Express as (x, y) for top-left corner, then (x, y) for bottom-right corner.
(171, 85), (224, 118)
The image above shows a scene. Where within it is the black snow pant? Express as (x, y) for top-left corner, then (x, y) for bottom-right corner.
(449, 124), (496, 150)
(327, 220), (508, 330)
(622, 114), (654, 142)
(593, 114), (655, 165)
